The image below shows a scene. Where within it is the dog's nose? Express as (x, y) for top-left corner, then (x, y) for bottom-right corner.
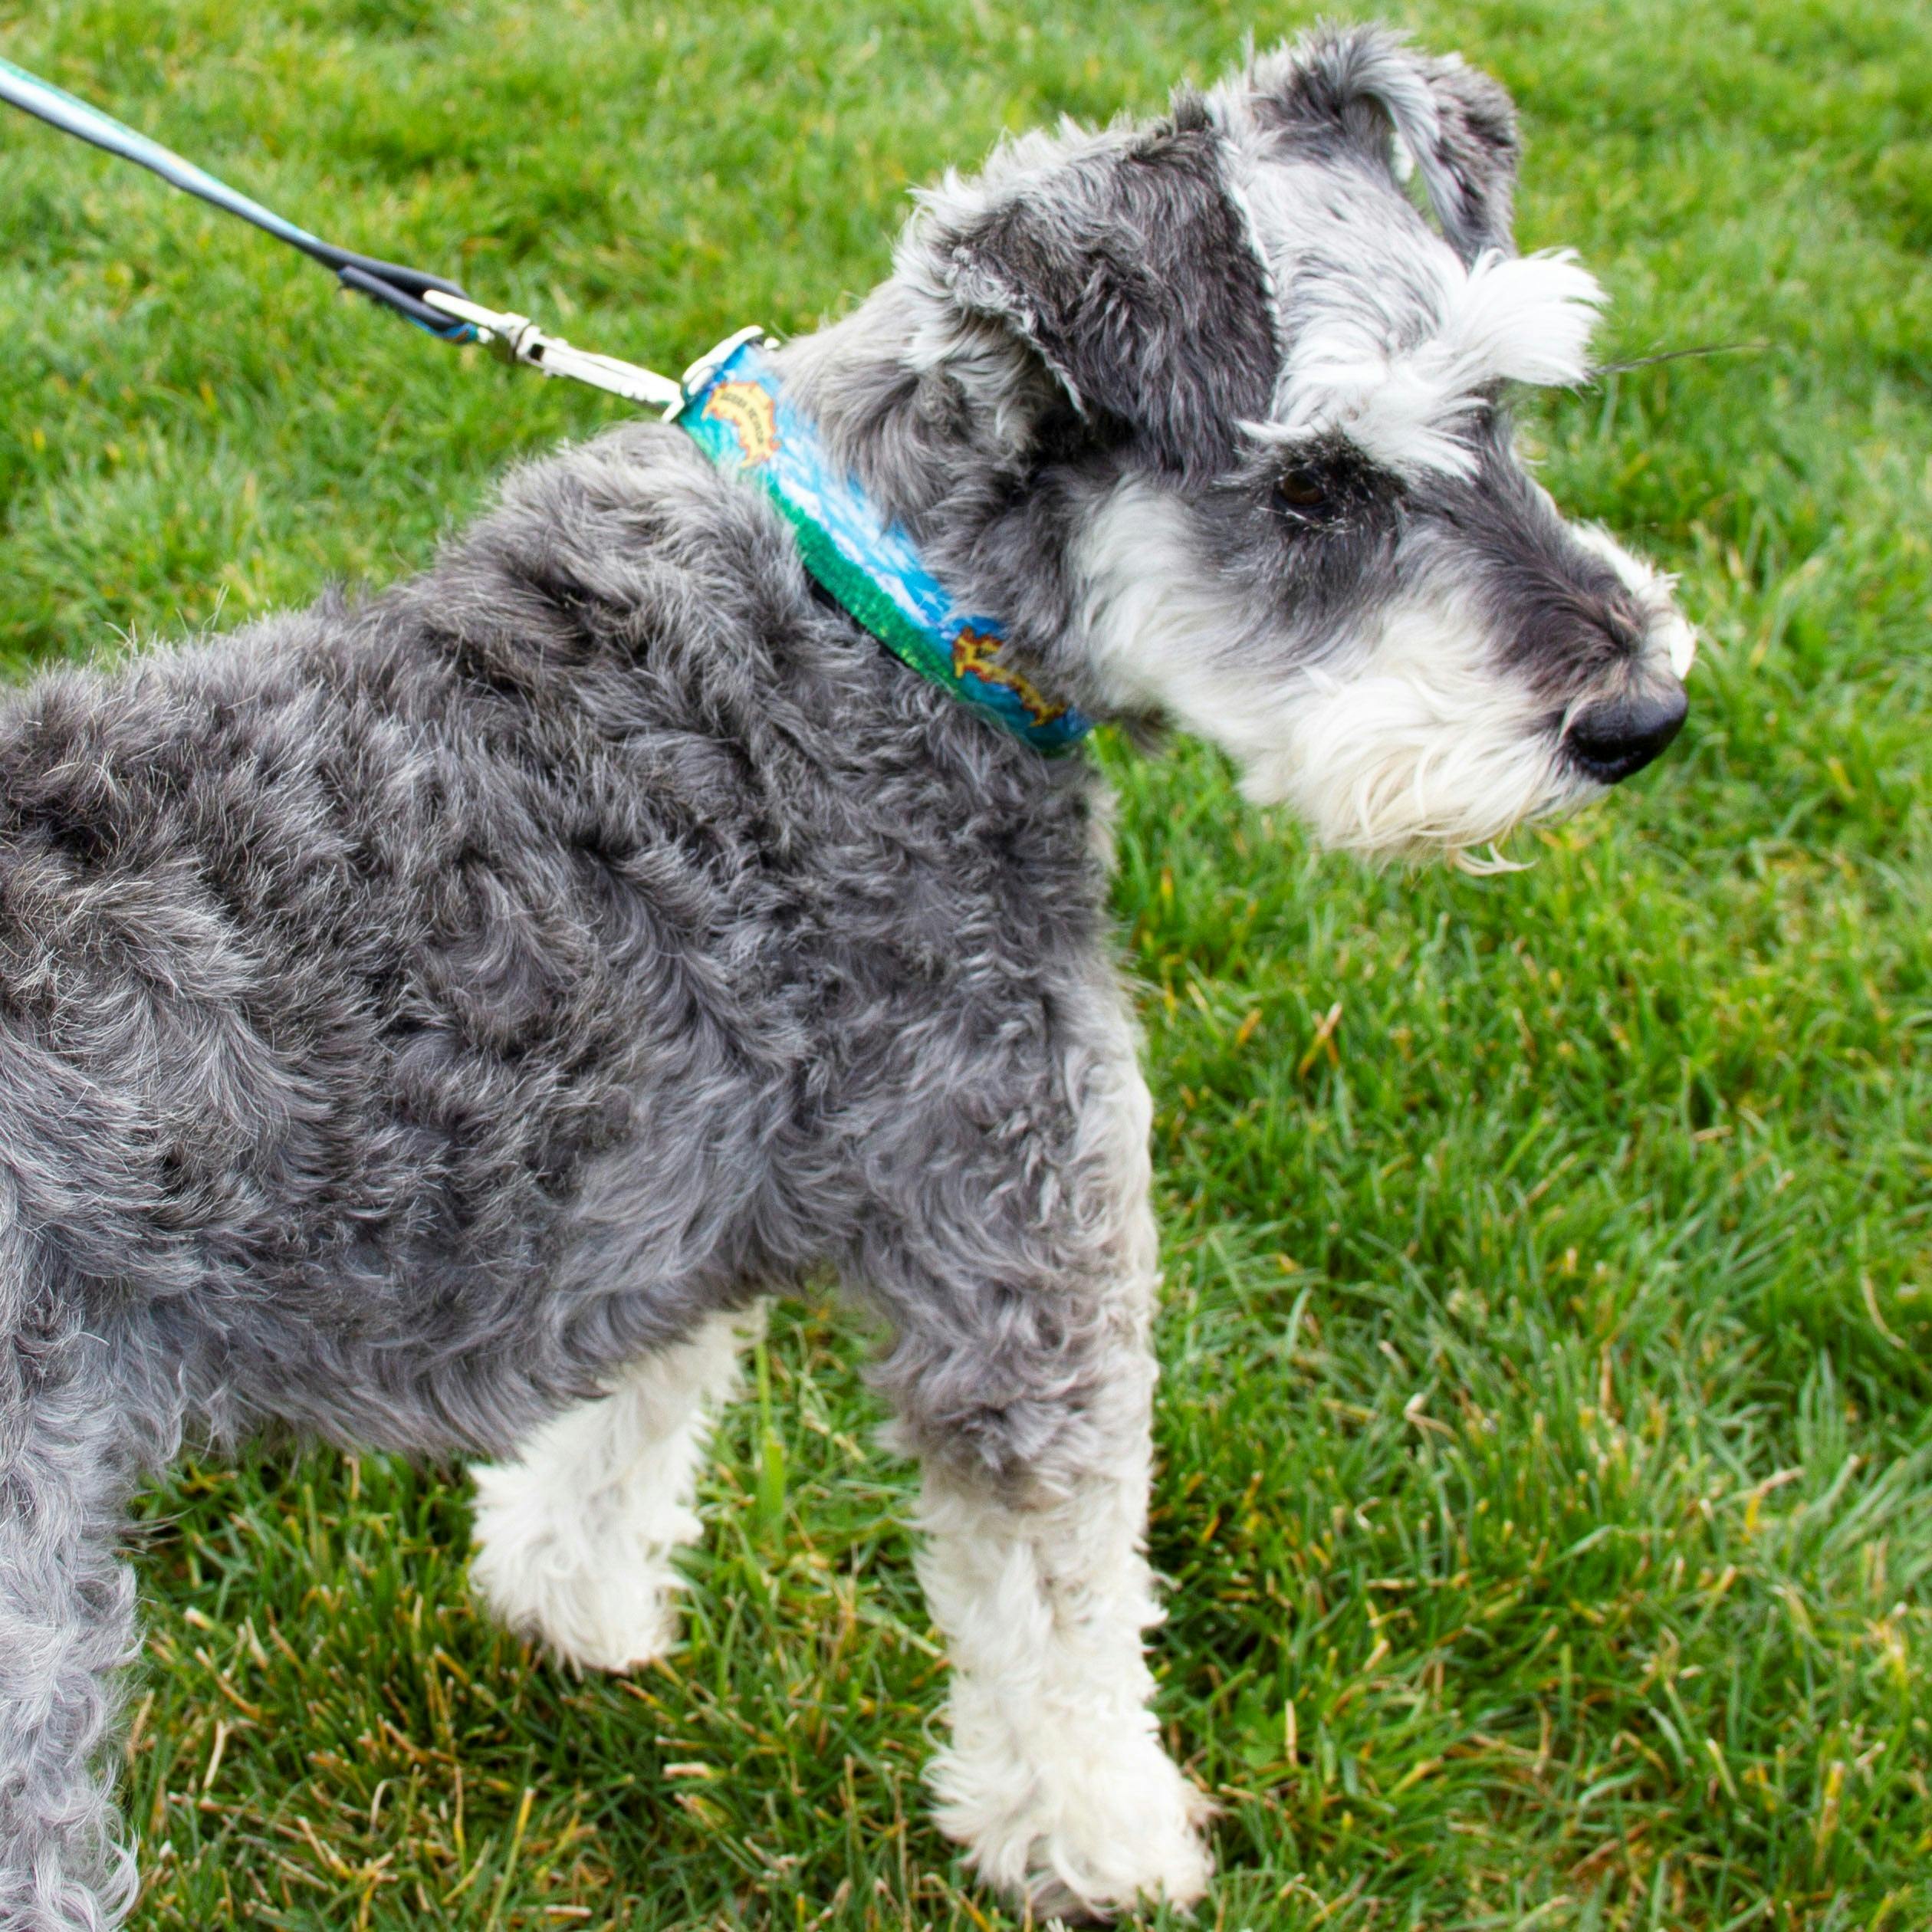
(1566, 685), (1688, 784)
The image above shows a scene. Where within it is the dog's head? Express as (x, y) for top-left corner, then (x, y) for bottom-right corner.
(878, 25), (1692, 858)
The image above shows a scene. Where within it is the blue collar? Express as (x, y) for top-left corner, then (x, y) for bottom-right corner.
(674, 337), (1092, 754)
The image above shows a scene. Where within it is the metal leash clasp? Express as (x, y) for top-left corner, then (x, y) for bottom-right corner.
(672, 327), (767, 409)
(422, 289), (687, 412)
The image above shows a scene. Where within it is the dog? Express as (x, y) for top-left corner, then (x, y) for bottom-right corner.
(0, 25), (1694, 1927)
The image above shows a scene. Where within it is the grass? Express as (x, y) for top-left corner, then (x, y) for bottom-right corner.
(2, 0), (1929, 1925)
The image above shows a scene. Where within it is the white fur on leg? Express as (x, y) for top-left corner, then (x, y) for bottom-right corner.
(468, 1309), (754, 1671)
(911, 981), (1213, 1917)
(918, 1457), (1214, 1919)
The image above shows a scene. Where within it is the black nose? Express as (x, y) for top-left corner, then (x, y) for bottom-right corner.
(1566, 685), (1688, 784)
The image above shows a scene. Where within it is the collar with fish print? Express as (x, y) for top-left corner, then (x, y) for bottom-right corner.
(673, 334), (1092, 754)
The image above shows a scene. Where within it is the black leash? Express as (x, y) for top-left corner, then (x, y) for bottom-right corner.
(0, 51), (475, 340)
(0, 49), (693, 406)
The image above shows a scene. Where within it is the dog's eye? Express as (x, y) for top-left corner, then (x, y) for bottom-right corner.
(1273, 465), (1332, 518)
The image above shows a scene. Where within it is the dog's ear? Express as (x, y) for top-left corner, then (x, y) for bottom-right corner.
(1248, 25), (1520, 263)
(908, 107), (1276, 475)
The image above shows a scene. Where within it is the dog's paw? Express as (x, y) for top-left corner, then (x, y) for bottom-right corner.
(468, 1460), (692, 1672)
(934, 1730), (1215, 1921)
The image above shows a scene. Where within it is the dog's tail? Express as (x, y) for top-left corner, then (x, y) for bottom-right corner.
(0, 1211), (143, 1932)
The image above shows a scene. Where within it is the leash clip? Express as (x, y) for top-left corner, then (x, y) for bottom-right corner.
(422, 290), (685, 411)
(673, 327), (770, 413)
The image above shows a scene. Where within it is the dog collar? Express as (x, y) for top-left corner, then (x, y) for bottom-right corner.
(674, 335), (1092, 754)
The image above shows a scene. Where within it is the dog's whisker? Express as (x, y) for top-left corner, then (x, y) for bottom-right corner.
(1588, 339), (1769, 378)
(1449, 841), (1534, 876)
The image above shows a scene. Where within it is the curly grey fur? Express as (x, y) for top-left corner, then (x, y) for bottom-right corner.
(0, 418), (1129, 1923)
(0, 1297), (140, 1930)
(0, 25), (1691, 1924)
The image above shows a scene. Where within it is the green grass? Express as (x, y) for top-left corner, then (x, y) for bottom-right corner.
(2, 0), (1930, 1924)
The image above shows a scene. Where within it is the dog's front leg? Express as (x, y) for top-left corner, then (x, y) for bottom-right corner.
(857, 997), (1213, 1920)
(468, 1307), (755, 1672)
(913, 1405), (1214, 1921)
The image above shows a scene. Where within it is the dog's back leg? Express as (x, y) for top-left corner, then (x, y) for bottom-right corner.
(0, 1260), (146, 1931)
(468, 1307), (757, 1672)
(850, 988), (1214, 1922)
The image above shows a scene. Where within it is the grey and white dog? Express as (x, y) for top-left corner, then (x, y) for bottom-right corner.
(0, 25), (1693, 1927)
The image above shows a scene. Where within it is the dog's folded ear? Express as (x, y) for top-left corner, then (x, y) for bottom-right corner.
(1246, 25), (1520, 264)
(906, 108), (1277, 475)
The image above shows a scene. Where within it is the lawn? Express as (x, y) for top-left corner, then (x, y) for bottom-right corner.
(2, 0), (1929, 1926)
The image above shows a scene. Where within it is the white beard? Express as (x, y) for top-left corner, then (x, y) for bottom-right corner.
(1074, 482), (1589, 859)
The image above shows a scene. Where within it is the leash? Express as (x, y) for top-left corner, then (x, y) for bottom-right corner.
(1, 51), (1091, 751)
(0, 50), (688, 405)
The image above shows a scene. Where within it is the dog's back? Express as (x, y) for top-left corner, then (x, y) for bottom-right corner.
(0, 424), (1077, 1441)
(0, 412), (1116, 1923)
